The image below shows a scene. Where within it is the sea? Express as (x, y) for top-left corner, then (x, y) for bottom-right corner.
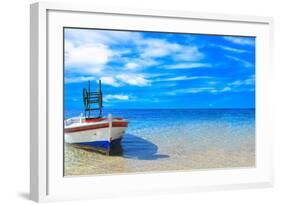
(64, 109), (255, 176)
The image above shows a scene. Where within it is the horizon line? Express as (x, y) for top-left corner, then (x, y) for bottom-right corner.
(65, 107), (255, 110)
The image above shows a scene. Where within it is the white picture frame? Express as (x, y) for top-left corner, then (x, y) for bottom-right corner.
(30, 2), (274, 202)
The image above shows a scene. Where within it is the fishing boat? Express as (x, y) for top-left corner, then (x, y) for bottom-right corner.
(64, 80), (128, 155)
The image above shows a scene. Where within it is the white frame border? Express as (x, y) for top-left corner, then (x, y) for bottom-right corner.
(30, 2), (274, 202)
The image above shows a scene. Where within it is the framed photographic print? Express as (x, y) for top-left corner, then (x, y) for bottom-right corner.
(30, 2), (274, 202)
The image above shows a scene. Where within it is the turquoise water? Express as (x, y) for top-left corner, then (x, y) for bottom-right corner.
(64, 109), (255, 175)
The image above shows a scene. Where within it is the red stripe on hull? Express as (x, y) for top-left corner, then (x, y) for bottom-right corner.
(84, 117), (124, 123)
(65, 121), (128, 133)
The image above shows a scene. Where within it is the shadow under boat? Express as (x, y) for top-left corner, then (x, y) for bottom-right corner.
(72, 134), (169, 160)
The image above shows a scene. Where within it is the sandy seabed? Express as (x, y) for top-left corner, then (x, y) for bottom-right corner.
(64, 140), (255, 176)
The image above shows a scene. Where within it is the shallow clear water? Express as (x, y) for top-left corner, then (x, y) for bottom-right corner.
(64, 109), (255, 176)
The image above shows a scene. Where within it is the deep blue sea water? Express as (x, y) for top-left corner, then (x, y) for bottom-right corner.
(64, 109), (255, 175)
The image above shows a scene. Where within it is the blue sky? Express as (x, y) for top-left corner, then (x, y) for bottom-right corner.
(64, 28), (255, 110)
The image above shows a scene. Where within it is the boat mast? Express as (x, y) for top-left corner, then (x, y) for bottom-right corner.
(88, 80), (91, 117)
(83, 80), (103, 118)
(99, 80), (102, 117)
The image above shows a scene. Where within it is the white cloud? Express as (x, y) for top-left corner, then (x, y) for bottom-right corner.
(65, 29), (206, 79)
(166, 63), (211, 69)
(104, 94), (129, 102)
(229, 76), (255, 87)
(164, 75), (255, 96)
(220, 86), (232, 92)
(125, 62), (139, 70)
(65, 29), (208, 87)
(216, 45), (248, 53)
(244, 77), (255, 85)
(162, 76), (189, 81)
(116, 74), (151, 86)
(226, 55), (253, 68)
(186, 87), (216, 94)
(186, 76), (212, 80)
(65, 41), (112, 74)
(135, 58), (159, 68)
(223, 37), (255, 46)
(123, 58), (160, 70)
(199, 76), (255, 94)
(139, 38), (181, 58)
(229, 80), (243, 86)
(167, 86), (233, 95)
(65, 28), (141, 46)
(70, 74), (152, 88)
(174, 46), (204, 61)
(64, 76), (95, 83)
(167, 87), (215, 95)
(100, 76), (121, 87)
(155, 75), (211, 82)
(136, 37), (204, 63)
(166, 82), (250, 95)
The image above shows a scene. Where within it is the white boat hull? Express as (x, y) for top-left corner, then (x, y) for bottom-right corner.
(65, 126), (126, 144)
(64, 116), (128, 152)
